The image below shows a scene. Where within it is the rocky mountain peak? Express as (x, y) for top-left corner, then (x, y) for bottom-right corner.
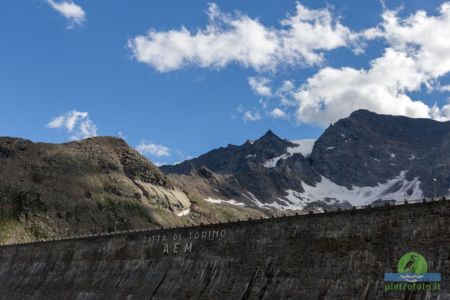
(161, 130), (294, 175)
(348, 109), (375, 119)
(259, 129), (277, 139)
(256, 130), (287, 144)
(250, 130), (295, 155)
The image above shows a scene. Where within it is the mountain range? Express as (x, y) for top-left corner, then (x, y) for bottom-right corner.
(1, 109), (449, 243)
(161, 109), (450, 210)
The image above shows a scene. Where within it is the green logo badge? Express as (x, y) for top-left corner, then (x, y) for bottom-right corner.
(397, 252), (428, 275)
(385, 251), (441, 291)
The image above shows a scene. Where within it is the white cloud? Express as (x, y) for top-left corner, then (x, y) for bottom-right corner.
(291, 48), (432, 126)
(136, 141), (171, 157)
(248, 77), (272, 97)
(129, 1), (450, 127)
(439, 85), (450, 92)
(46, 110), (97, 140)
(265, 3), (450, 127)
(275, 80), (297, 107)
(270, 108), (288, 119)
(368, 3), (450, 79)
(128, 3), (359, 72)
(46, 0), (86, 28)
(243, 110), (262, 122)
(280, 2), (360, 65)
(46, 115), (65, 128)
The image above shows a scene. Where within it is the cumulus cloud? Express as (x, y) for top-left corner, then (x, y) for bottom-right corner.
(280, 2), (360, 64)
(292, 48), (433, 126)
(136, 141), (171, 157)
(46, 0), (86, 28)
(367, 3), (450, 79)
(248, 77), (272, 97)
(263, 3), (450, 127)
(130, 1), (450, 127)
(243, 110), (262, 122)
(46, 110), (97, 140)
(275, 80), (298, 107)
(128, 3), (359, 72)
(270, 108), (288, 119)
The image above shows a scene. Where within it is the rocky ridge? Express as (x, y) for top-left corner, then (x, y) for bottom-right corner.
(162, 110), (450, 210)
(0, 136), (264, 244)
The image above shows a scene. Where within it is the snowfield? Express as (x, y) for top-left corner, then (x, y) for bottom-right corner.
(290, 139), (316, 157)
(263, 139), (316, 168)
(299, 171), (423, 207)
(243, 171), (423, 210)
(204, 170), (423, 211)
(204, 197), (246, 206)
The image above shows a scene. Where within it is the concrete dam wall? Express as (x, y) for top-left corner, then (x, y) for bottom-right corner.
(0, 200), (449, 299)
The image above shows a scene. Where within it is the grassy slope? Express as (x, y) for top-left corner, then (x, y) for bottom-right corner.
(0, 137), (266, 244)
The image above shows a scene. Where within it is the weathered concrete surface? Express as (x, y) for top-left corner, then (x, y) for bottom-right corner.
(0, 201), (449, 299)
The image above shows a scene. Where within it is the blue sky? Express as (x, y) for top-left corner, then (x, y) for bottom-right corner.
(1, 1), (450, 164)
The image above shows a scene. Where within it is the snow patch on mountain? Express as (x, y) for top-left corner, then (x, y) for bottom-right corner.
(266, 190), (314, 210)
(241, 171), (423, 210)
(263, 139), (316, 168)
(176, 208), (190, 216)
(290, 139), (316, 157)
(243, 190), (317, 210)
(204, 197), (246, 206)
(300, 171), (423, 207)
(254, 189), (340, 211)
(241, 191), (266, 207)
(263, 154), (289, 168)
